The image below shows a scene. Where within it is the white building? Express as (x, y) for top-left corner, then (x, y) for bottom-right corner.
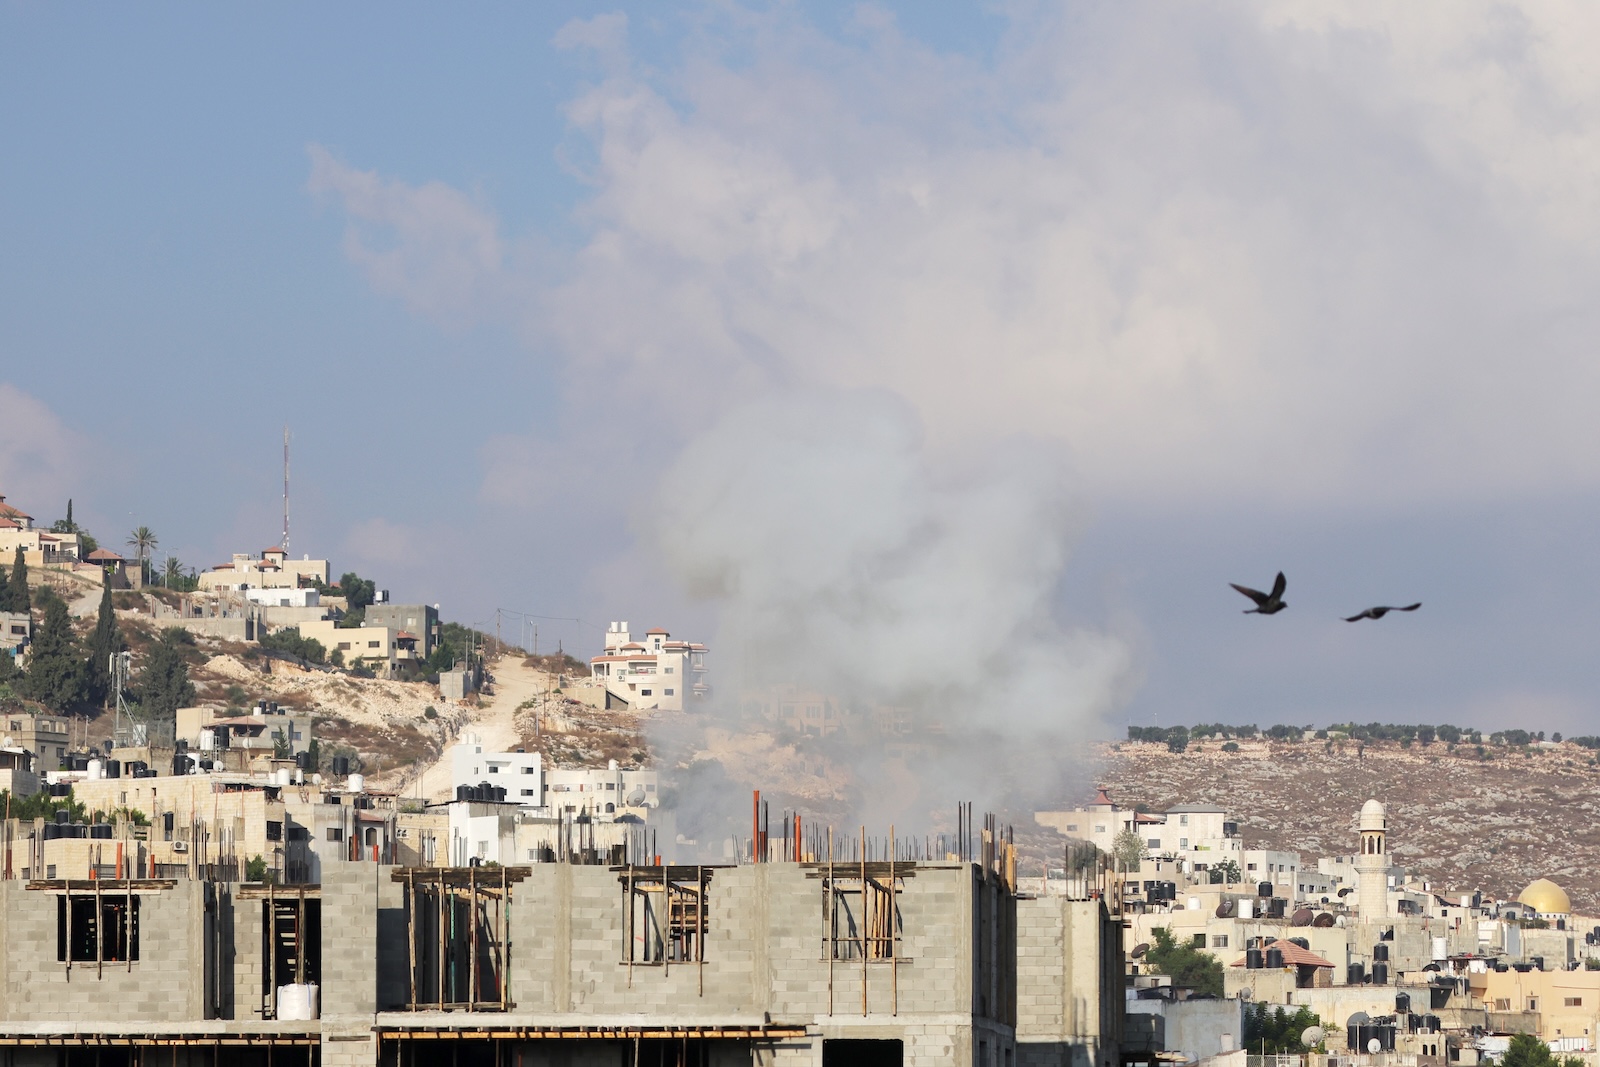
(588, 622), (707, 711)
(243, 587), (322, 609)
(447, 735), (658, 815)
(1035, 790), (1247, 878)
(197, 546), (330, 592)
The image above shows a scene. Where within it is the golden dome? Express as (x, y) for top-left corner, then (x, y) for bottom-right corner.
(1518, 878), (1571, 916)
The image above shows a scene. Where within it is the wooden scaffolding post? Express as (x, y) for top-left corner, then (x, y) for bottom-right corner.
(468, 865), (478, 1011)
(890, 825), (897, 1016)
(697, 864), (704, 997)
(405, 870), (416, 1009)
(500, 865), (509, 1011)
(268, 880), (277, 1018)
(860, 826), (867, 1017)
(126, 877), (133, 974)
(826, 827), (833, 1016)
(436, 875), (446, 1009)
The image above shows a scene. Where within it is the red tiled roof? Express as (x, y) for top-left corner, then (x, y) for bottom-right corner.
(0, 518), (18, 529)
(1230, 939), (1333, 968)
(0, 496), (32, 521)
(646, 628), (669, 635)
(620, 642), (646, 650)
(263, 546), (286, 554)
(1134, 812), (1164, 824)
(86, 549), (124, 561)
(1092, 787), (1115, 807)
(396, 631), (417, 640)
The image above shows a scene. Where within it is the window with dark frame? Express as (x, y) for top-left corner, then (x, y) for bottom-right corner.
(56, 895), (140, 962)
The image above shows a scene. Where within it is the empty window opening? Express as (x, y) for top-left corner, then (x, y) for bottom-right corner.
(824, 1039), (904, 1066)
(262, 891), (321, 1018)
(823, 871), (901, 962)
(622, 866), (709, 965)
(57, 894), (140, 963)
(400, 867), (519, 1011)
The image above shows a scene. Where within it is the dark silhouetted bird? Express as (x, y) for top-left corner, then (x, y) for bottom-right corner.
(1343, 603), (1421, 622)
(1230, 572), (1287, 614)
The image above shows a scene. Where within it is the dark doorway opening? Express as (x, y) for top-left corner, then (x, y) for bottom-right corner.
(824, 1038), (905, 1066)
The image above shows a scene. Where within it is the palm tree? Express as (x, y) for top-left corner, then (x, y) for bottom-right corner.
(127, 526), (158, 583)
(162, 556), (184, 587)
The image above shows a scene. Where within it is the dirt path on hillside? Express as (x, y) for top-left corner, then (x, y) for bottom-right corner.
(399, 656), (553, 803)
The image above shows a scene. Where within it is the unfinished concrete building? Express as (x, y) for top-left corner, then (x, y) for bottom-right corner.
(0, 822), (1121, 1066)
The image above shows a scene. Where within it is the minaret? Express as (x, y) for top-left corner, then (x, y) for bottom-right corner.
(1356, 798), (1388, 919)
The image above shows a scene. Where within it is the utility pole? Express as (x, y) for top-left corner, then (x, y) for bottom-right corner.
(282, 426), (291, 553)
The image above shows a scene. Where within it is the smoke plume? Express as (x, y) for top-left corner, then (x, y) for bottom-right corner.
(645, 388), (1132, 839)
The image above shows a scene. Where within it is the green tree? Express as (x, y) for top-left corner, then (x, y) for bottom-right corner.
(136, 628), (197, 723)
(1496, 1033), (1576, 1067)
(86, 574), (123, 707)
(20, 597), (90, 711)
(337, 572), (376, 612)
(1244, 1004), (1325, 1053)
(1145, 926), (1223, 996)
(1, 546), (28, 613)
(1112, 828), (1145, 873)
(1209, 859), (1242, 884)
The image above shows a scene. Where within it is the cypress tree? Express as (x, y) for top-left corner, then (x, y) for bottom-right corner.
(138, 628), (196, 723)
(3, 547), (28, 614)
(86, 575), (122, 707)
(20, 597), (89, 712)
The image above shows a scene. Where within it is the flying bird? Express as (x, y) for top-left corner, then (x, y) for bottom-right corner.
(1343, 603), (1421, 622)
(1230, 572), (1287, 614)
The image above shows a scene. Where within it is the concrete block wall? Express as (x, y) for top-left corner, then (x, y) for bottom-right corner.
(1015, 896), (1122, 1067)
(0, 880), (206, 1023)
(321, 865), (388, 1067)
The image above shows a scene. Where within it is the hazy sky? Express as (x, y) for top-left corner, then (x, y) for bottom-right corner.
(6, 2), (1600, 738)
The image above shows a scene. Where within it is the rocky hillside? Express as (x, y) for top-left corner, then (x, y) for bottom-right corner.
(1082, 737), (1600, 913)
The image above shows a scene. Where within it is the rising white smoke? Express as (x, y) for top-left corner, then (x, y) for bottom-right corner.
(646, 388), (1132, 831)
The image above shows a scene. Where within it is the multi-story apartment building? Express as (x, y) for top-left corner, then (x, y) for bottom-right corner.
(588, 622), (708, 710)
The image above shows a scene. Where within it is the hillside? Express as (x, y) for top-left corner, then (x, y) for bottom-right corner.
(1082, 737), (1600, 913)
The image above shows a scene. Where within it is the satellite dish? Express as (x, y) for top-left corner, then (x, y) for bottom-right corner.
(1131, 943), (1150, 958)
(1368, 1039), (1382, 1054)
(1302, 1026), (1326, 1047)
(1239, 987), (1253, 1000)
(1347, 1012), (1371, 1026)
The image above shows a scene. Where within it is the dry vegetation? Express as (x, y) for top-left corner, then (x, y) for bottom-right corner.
(1079, 737), (1600, 912)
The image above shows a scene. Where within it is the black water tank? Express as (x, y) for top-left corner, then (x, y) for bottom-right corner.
(41, 823), (58, 841)
(105, 759), (119, 779)
(1246, 949), (1264, 969)
(1349, 963), (1366, 985)
(172, 754), (187, 775)
(495, 787), (506, 802)
(1373, 943), (1390, 962)
(90, 824), (112, 840)
(332, 756), (349, 775)
(1532, 956), (1545, 971)
(1266, 947), (1285, 969)
(55, 809), (68, 825)
(71, 823), (86, 838)
(456, 784), (472, 802)
(1372, 962), (1390, 985)
(295, 752), (311, 771)
(1425, 1015), (1441, 1032)
(1396, 992), (1411, 1014)
(1259, 881), (1273, 896)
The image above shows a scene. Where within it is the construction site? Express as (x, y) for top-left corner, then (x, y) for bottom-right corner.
(0, 800), (1124, 1067)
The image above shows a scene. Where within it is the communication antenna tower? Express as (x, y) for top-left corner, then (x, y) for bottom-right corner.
(111, 651), (140, 747)
(282, 425), (291, 553)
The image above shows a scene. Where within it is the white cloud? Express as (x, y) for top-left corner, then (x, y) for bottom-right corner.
(306, 144), (514, 322)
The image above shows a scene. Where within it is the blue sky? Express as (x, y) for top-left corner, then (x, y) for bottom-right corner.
(5, 2), (1600, 742)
